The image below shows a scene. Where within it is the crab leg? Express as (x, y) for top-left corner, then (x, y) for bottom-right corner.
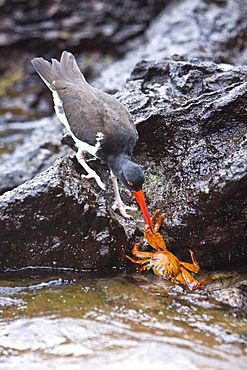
(188, 249), (200, 270)
(129, 243), (154, 258)
(197, 276), (217, 285)
(180, 268), (203, 290)
(180, 267), (217, 290)
(150, 209), (162, 230)
(145, 209), (167, 233)
(171, 273), (184, 285)
(137, 264), (151, 272)
(126, 256), (151, 265)
(180, 249), (200, 273)
(125, 255), (151, 272)
(152, 210), (167, 233)
(144, 209), (168, 250)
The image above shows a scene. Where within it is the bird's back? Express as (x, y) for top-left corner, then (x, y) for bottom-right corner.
(32, 51), (137, 160)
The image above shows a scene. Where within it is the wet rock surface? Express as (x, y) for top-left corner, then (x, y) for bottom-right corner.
(0, 0), (169, 123)
(1, 0), (247, 122)
(0, 57), (246, 272)
(95, 0), (247, 91)
(0, 156), (135, 271)
(0, 0), (247, 282)
(0, 116), (66, 194)
(0, 0), (167, 57)
(120, 58), (247, 268)
(213, 279), (247, 310)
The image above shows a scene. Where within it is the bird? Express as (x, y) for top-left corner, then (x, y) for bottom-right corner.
(31, 51), (152, 227)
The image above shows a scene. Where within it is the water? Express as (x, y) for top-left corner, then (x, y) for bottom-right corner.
(0, 269), (246, 370)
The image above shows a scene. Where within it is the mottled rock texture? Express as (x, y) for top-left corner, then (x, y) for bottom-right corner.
(0, 156), (135, 271)
(0, 58), (246, 270)
(120, 58), (247, 268)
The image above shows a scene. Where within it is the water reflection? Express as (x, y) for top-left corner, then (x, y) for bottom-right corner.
(0, 270), (246, 369)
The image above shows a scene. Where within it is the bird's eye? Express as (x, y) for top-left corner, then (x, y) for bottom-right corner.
(127, 181), (134, 186)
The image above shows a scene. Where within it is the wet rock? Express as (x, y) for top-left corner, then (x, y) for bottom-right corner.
(0, 57), (247, 271)
(2, 0), (247, 123)
(0, 156), (135, 271)
(0, 116), (68, 194)
(213, 278), (247, 310)
(95, 0), (247, 92)
(0, 0), (169, 124)
(0, 0), (167, 57)
(118, 57), (247, 268)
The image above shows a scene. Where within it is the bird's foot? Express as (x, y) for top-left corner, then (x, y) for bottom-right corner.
(82, 172), (106, 191)
(112, 200), (137, 219)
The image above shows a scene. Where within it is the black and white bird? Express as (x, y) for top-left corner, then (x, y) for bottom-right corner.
(31, 51), (152, 227)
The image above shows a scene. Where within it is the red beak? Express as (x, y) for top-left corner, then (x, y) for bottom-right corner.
(132, 189), (152, 229)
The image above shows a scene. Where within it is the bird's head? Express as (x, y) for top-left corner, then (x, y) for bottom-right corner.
(117, 160), (152, 228)
(120, 160), (144, 192)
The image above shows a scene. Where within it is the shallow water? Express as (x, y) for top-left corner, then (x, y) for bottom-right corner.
(0, 269), (246, 370)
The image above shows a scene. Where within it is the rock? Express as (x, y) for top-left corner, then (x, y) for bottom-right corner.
(0, 57), (247, 271)
(0, 0), (167, 56)
(0, 156), (136, 271)
(94, 0), (247, 92)
(0, 0), (169, 124)
(1, 0), (247, 273)
(2, 0), (247, 123)
(213, 277), (247, 310)
(117, 57), (247, 268)
(0, 116), (68, 194)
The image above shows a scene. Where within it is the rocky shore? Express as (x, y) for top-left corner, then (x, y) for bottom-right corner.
(0, 0), (246, 291)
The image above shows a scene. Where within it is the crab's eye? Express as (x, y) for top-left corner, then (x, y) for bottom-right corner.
(127, 181), (134, 186)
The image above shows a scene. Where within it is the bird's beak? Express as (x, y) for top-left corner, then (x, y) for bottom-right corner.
(132, 190), (153, 229)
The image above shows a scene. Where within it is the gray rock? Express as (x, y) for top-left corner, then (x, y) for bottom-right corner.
(94, 0), (247, 92)
(0, 57), (247, 271)
(0, 116), (68, 194)
(0, 156), (135, 271)
(213, 279), (247, 309)
(0, 0), (169, 124)
(0, 0), (167, 55)
(118, 58), (247, 268)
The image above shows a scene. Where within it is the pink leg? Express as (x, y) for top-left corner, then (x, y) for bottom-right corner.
(110, 171), (136, 218)
(76, 152), (106, 190)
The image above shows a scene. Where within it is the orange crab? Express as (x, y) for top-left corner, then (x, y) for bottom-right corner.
(126, 210), (216, 290)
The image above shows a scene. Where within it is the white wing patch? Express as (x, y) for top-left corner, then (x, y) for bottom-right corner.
(95, 132), (104, 150)
(52, 91), (70, 130)
(52, 91), (103, 157)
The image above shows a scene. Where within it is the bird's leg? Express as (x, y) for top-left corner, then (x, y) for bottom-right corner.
(76, 152), (106, 190)
(110, 171), (137, 218)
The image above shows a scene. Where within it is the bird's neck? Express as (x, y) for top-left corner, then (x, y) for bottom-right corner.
(108, 153), (131, 177)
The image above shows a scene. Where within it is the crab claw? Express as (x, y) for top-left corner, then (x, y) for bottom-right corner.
(144, 210), (168, 250)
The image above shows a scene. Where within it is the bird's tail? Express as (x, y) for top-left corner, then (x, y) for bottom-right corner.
(31, 51), (86, 91)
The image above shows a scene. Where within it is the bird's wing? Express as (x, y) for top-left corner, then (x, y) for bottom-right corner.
(32, 51), (137, 151)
